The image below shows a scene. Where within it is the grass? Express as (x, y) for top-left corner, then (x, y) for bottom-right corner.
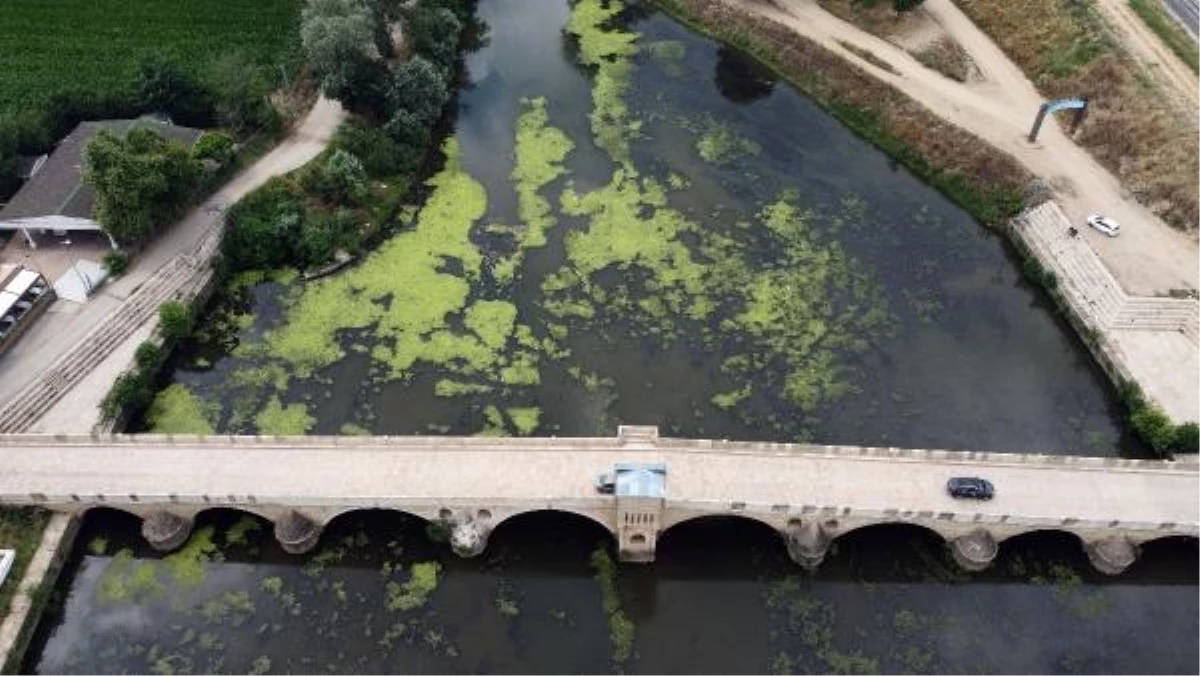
(0, 0), (303, 117)
(953, 0), (1199, 230)
(651, 0), (1030, 227)
(912, 35), (976, 81)
(1128, 0), (1200, 73)
(0, 508), (51, 625)
(836, 40), (899, 73)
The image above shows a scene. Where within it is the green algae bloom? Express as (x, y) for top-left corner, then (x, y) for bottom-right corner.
(464, 300), (518, 350)
(512, 97), (574, 250)
(261, 576), (284, 596)
(695, 122), (760, 164)
(386, 561), (442, 611)
(507, 407), (541, 435)
(434, 380), (493, 397)
(590, 547), (635, 664)
(477, 405), (509, 436)
(88, 537), (108, 556)
(225, 516), (261, 547)
(255, 396), (315, 435)
(565, 0), (641, 161)
(163, 526), (219, 589)
(339, 422), (371, 435)
(263, 139), (486, 379)
(147, 384), (217, 435)
(97, 549), (164, 603)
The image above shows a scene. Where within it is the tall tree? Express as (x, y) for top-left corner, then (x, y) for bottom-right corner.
(84, 128), (202, 245)
(301, 0), (388, 116)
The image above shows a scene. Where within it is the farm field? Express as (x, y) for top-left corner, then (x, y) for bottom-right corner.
(0, 0), (304, 117)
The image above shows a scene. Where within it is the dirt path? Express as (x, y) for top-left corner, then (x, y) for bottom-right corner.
(738, 0), (1198, 294)
(1093, 0), (1199, 122)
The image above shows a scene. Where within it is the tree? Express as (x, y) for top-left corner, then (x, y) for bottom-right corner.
(332, 117), (411, 177)
(193, 131), (236, 164)
(305, 149), (369, 206)
(1171, 422), (1199, 454)
(158, 301), (194, 342)
(0, 118), (18, 199)
(206, 53), (276, 134)
(84, 128), (203, 245)
(386, 56), (449, 129)
(404, 5), (462, 76)
(135, 57), (214, 127)
(221, 178), (307, 270)
(302, 0), (390, 116)
(892, 0), (926, 12)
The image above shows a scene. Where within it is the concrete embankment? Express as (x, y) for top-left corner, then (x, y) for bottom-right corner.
(0, 513), (75, 672)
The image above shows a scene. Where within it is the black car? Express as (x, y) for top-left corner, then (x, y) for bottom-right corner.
(946, 477), (995, 500)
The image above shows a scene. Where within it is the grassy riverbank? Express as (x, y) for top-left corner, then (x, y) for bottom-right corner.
(650, 0), (1030, 227)
(953, 0), (1198, 231)
(0, 509), (50, 623)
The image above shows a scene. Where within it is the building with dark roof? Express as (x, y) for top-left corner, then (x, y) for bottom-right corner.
(0, 118), (203, 248)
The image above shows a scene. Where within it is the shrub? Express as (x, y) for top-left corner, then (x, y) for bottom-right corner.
(135, 57), (215, 128)
(893, 0), (925, 11)
(1171, 422), (1199, 454)
(221, 179), (307, 271)
(303, 149), (369, 206)
(332, 118), (411, 177)
(134, 341), (164, 372)
(158, 301), (193, 342)
(1130, 406), (1176, 455)
(101, 250), (129, 276)
(101, 371), (153, 422)
(193, 131), (236, 164)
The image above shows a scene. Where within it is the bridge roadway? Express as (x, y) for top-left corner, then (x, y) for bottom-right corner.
(0, 427), (1195, 575)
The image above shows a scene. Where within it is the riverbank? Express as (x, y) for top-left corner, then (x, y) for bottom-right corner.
(652, 0), (1031, 227)
(0, 513), (73, 674)
(650, 0), (1197, 442)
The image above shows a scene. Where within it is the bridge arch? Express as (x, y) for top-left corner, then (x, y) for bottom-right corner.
(489, 507), (613, 536)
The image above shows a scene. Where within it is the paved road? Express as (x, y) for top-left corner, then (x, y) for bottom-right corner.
(0, 97), (345, 419)
(1163, 0), (1199, 36)
(0, 433), (1194, 533)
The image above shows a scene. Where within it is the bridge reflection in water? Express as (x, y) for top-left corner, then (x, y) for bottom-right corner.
(0, 426), (1195, 575)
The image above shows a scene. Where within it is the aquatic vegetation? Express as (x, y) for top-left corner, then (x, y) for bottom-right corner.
(512, 97), (575, 250)
(339, 422), (371, 435)
(1036, 563), (1112, 620)
(495, 580), (521, 618)
(97, 549), (164, 603)
(225, 516), (261, 547)
(386, 561), (443, 611)
(263, 139), (486, 378)
(88, 537), (108, 556)
(254, 396), (315, 435)
(590, 547), (635, 664)
(261, 576), (284, 596)
(477, 405), (509, 436)
(507, 407), (541, 435)
(565, 0), (641, 161)
(434, 379), (493, 397)
(645, 39), (687, 75)
(711, 385), (751, 409)
(248, 656), (271, 676)
(163, 526), (219, 589)
(694, 121), (760, 164)
(146, 384), (217, 435)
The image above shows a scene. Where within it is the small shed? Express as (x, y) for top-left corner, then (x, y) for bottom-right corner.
(0, 117), (203, 249)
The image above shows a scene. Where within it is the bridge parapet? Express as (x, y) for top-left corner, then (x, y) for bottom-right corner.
(0, 429), (1195, 575)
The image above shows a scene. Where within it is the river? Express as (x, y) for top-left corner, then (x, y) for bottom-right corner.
(25, 0), (1197, 672)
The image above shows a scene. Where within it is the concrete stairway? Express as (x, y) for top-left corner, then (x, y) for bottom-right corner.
(0, 255), (205, 433)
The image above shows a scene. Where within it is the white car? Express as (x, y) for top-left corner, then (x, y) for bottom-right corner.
(1086, 214), (1120, 237)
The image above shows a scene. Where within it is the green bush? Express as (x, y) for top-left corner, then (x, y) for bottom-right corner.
(302, 149), (369, 206)
(332, 118), (412, 177)
(101, 250), (130, 276)
(221, 178), (307, 271)
(101, 371), (153, 422)
(134, 341), (164, 372)
(158, 301), (193, 342)
(193, 131), (236, 164)
(1130, 407), (1176, 455)
(1171, 422), (1199, 454)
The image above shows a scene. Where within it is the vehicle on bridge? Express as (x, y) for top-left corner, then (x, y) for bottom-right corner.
(0, 549), (13, 589)
(947, 477), (995, 500)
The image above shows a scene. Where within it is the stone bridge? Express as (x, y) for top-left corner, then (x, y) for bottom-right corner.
(0, 426), (1195, 575)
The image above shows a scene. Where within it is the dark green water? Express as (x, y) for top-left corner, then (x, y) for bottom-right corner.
(27, 0), (1198, 672)
(134, 0), (1140, 456)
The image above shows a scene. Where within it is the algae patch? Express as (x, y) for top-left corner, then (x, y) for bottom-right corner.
(147, 384), (218, 435)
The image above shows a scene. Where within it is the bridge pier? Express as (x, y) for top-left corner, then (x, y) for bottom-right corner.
(1084, 536), (1140, 575)
(785, 520), (833, 570)
(948, 529), (998, 572)
(274, 510), (323, 555)
(141, 511), (194, 552)
(450, 521), (491, 558)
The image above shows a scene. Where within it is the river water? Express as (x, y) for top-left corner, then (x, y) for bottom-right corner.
(26, 0), (1197, 672)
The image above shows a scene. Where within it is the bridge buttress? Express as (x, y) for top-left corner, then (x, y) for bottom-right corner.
(141, 511), (194, 552)
(1084, 536), (1140, 575)
(275, 510), (323, 555)
(785, 520), (834, 569)
(948, 529), (999, 572)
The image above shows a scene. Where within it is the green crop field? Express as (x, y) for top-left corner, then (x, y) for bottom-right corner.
(0, 0), (304, 116)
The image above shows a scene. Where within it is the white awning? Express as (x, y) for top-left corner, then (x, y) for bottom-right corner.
(4, 269), (40, 297)
(0, 291), (20, 320)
